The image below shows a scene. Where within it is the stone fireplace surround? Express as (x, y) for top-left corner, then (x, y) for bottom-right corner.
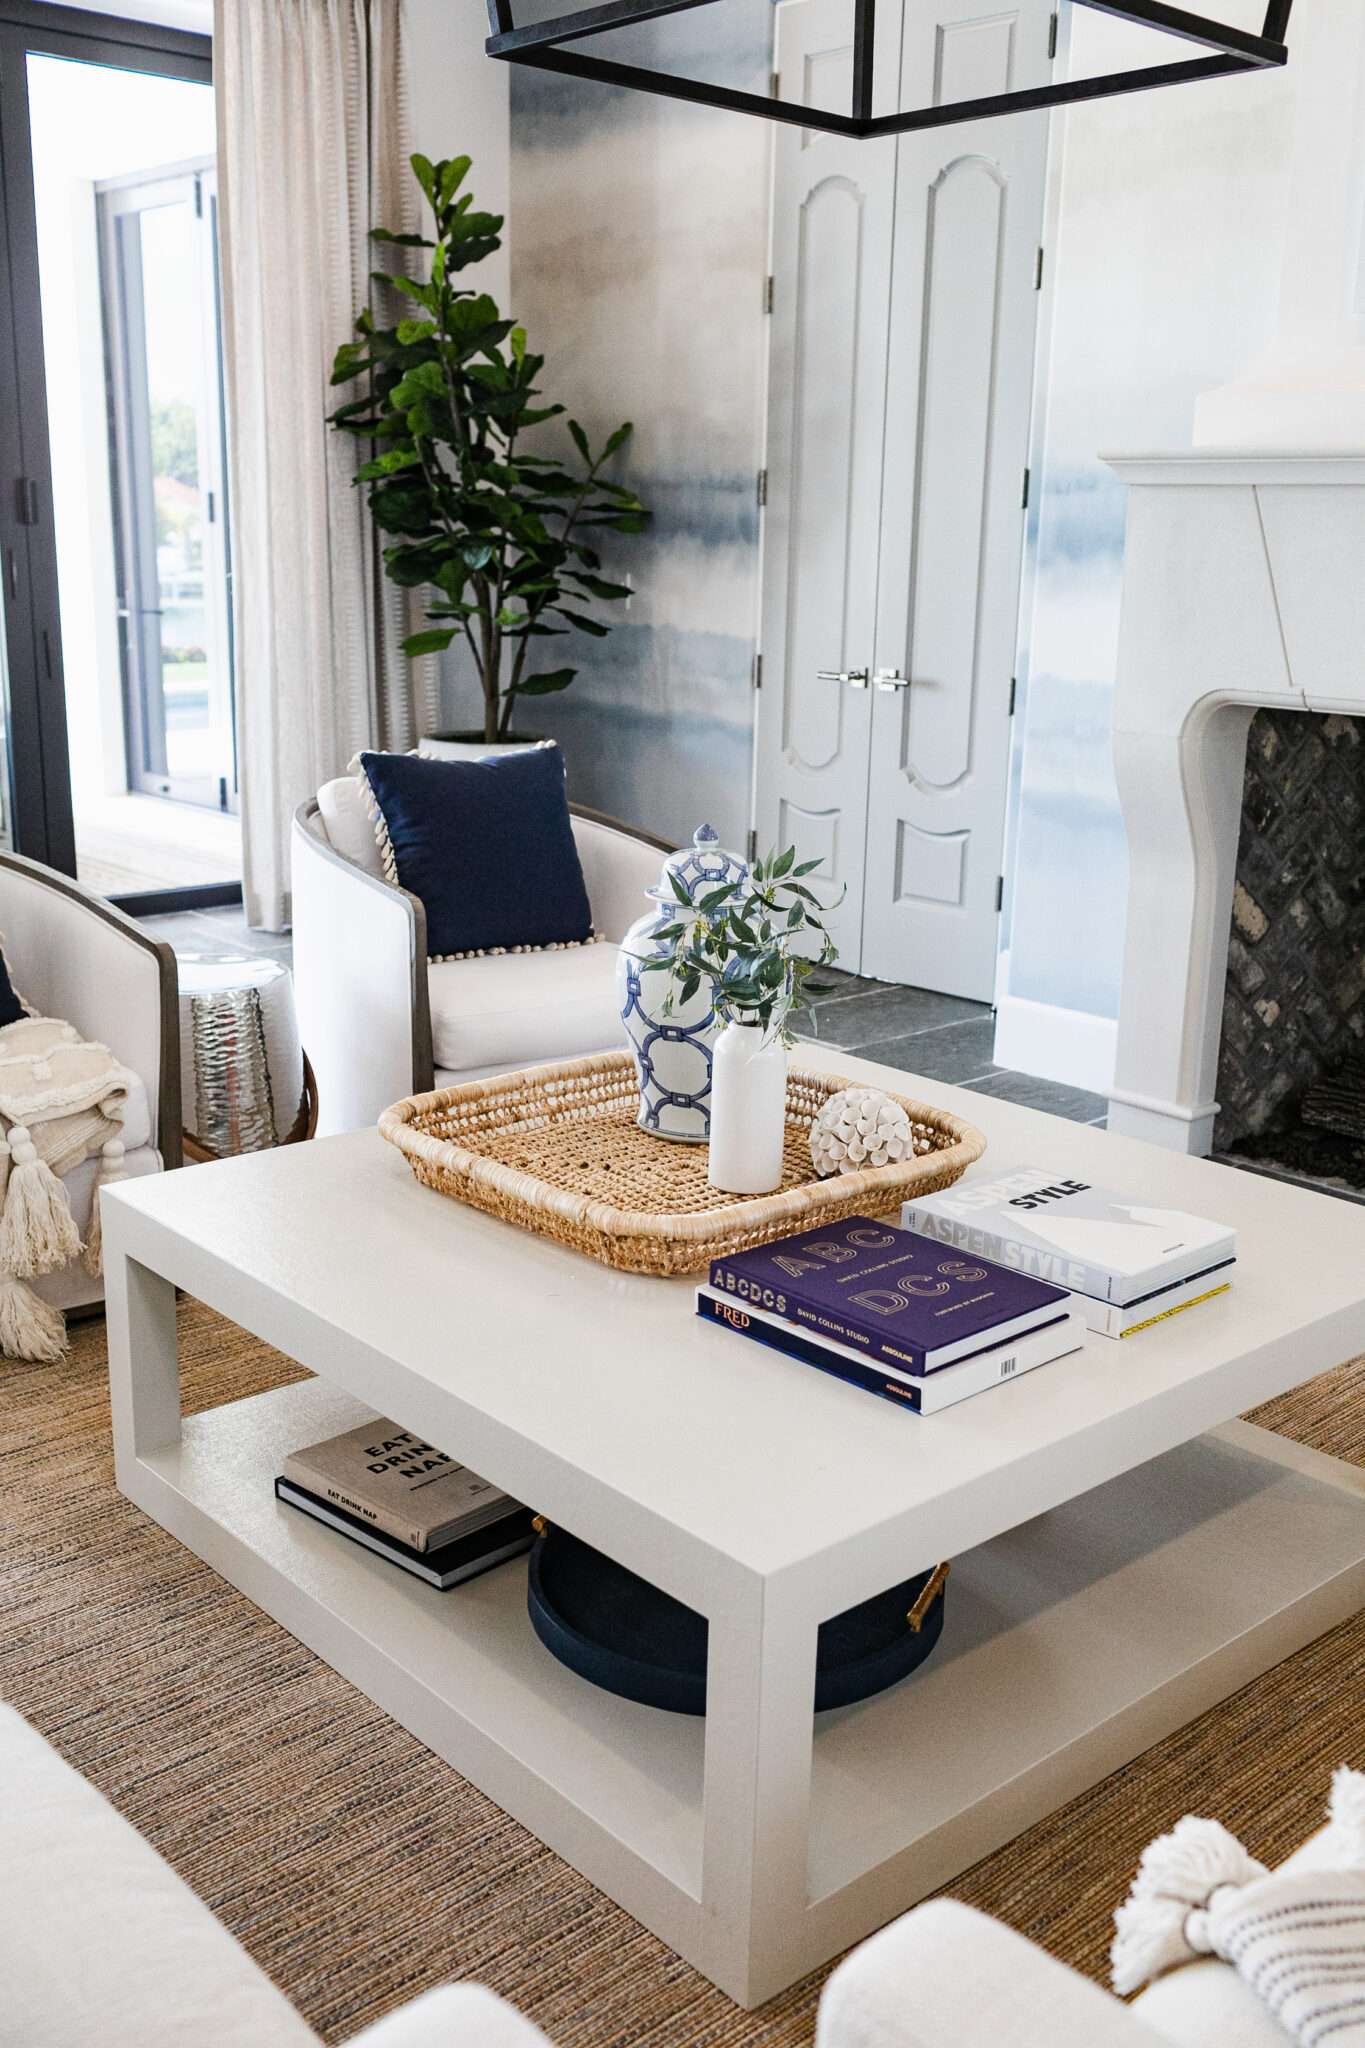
(1103, 450), (1365, 1155)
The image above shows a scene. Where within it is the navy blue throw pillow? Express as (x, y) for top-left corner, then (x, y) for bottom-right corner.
(357, 744), (594, 961)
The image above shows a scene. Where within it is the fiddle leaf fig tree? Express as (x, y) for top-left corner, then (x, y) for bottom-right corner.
(328, 153), (649, 743)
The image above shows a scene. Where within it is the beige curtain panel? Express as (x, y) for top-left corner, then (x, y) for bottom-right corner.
(215, 0), (440, 929)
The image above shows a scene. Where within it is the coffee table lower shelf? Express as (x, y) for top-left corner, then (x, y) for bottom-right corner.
(118, 1374), (1365, 2005)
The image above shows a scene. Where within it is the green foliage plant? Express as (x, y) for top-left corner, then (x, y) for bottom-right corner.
(646, 847), (842, 1048)
(328, 154), (649, 744)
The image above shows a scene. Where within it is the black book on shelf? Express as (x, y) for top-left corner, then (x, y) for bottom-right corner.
(275, 1477), (536, 1589)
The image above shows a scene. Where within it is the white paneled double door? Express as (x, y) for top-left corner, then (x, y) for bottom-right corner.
(754, 0), (1051, 1000)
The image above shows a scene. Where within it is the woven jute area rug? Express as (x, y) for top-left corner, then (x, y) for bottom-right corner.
(2, 1303), (1364, 2046)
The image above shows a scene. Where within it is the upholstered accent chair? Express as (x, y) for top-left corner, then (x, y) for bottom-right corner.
(0, 849), (179, 1314)
(291, 775), (670, 1136)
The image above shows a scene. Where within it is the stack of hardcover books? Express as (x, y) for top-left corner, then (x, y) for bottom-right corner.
(900, 1167), (1236, 1338)
(275, 1419), (534, 1587)
(697, 1215), (1085, 1412)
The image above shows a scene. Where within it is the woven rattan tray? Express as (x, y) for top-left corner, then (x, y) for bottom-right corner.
(378, 1050), (986, 1276)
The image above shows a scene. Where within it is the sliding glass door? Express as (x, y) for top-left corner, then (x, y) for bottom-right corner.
(0, 0), (239, 906)
(100, 160), (234, 812)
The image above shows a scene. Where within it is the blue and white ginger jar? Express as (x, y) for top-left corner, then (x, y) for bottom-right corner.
(616, 824), (748, 1142)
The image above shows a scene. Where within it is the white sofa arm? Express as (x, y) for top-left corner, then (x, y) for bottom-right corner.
(291, 804), (433, 1135)
(570, 809), (673, 943)
(0, 1702), (319, 2048)
(816, 1902), (1171, 2048)
(346, 1985), (553, 2048)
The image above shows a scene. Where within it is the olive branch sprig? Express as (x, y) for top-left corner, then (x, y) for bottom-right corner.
(643, 846), (842, 1048)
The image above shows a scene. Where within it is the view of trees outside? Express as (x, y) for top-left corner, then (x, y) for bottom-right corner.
(140, 198), (213, 784)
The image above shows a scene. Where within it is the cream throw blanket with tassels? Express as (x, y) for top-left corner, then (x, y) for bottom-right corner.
(1113, 1768), (1365, 2047)
(0, 1017), (128, 1363)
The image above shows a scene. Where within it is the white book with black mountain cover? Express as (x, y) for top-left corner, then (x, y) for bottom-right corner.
(901, 1166), (1236, 1307)
(281, 1418), (518, 1553)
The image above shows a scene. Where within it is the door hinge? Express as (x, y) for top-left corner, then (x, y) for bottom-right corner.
(14, 477), (38, 526)
(1021, 467), (1030, 510)
(752, 651), (763, 690)
(769, 70), (780, 97)
(995, 875), (1005, 913)
(747, 827), (758, 863)
(194, 175), (203, 218)
(1008, 675), (1016, 718)
(1048, 11), (1058, 58)
(757, 468), (768, 507)
(1034, 246), (1044, 291)
(763, 275), (774, 314)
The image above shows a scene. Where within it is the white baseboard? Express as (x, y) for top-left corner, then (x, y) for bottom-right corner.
(991, 993), (1118, 1097)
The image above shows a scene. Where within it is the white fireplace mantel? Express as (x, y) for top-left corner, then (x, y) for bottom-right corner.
(1103, 446), (1365, 1154)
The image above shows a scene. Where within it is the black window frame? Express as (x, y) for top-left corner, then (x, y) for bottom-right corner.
(0, 0), (238, 911)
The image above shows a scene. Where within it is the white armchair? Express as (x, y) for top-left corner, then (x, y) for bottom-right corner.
(292, 779), (670, 1136)
(814, 1897), (1289, 2048)
(0, 849), (178, 1313)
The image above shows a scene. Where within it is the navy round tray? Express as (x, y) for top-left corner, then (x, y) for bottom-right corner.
(527, 1526), (947, 1715)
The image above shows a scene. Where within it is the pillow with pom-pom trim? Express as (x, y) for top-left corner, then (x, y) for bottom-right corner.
(355, 744), (595, 963)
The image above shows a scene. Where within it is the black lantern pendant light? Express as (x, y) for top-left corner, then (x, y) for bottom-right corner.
(484, 0), (1291, 140)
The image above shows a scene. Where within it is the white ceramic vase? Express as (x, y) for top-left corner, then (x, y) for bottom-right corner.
(616, 824), (749, 1142)
(707, 1022), (788, 1194)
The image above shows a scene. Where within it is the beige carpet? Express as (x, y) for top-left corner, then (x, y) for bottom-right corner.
(2, 1302), (1364, 2044)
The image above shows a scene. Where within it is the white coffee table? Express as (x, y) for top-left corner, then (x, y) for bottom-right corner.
(104, 1048), (1365, 2007)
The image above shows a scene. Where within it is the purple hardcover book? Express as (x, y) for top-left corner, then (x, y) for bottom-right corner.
(708, 1216), (1071, 1375)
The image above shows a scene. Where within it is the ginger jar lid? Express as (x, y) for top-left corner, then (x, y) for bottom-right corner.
(646, 824), (748, 909)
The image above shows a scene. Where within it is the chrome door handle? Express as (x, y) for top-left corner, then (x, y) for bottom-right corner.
(817, 668), (869, 689)
(875, 668), (908, 691)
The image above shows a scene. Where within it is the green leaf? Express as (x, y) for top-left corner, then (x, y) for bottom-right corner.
(510, 325), (526, 364)
(437, 154), (472, 208)
(402, 626), (456, 657)
(773, 845), (796, 878)
(567, 419), (591, 466)
(512, 668), (577, 696)
(410, 152), (436, 206)
(602, 420), (633, 457)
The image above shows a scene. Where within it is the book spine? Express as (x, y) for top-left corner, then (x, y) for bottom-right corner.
(707, 1260), (930, 1373)
(697, 1291), (927, 1409)
(898, 1203), (1116, 1301)
(279, 1456), (427, 1551)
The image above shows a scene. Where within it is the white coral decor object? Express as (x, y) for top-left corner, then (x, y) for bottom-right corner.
(809, 1087), (916, 1177)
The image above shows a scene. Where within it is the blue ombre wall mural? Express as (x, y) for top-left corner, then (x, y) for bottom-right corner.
(996, 8), (1296, 1084)
(452, 3), (777, 850)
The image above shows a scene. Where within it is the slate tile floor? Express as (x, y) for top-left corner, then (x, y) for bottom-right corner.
(138, 916), (1108, 1128)
(794, 968), (1110, 1127)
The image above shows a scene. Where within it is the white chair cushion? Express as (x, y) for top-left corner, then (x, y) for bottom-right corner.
(1131, 1958), (1293, 2048)
(345, 1984), (552, 2047)
(317, 775), (386, 878)
(0, 1701), (319, 2048)
(427, 943), (624, 1076)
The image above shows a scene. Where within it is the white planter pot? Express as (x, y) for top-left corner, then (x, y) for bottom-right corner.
(708, 1023), (788, 1194)
(419, 733), (550, 762)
